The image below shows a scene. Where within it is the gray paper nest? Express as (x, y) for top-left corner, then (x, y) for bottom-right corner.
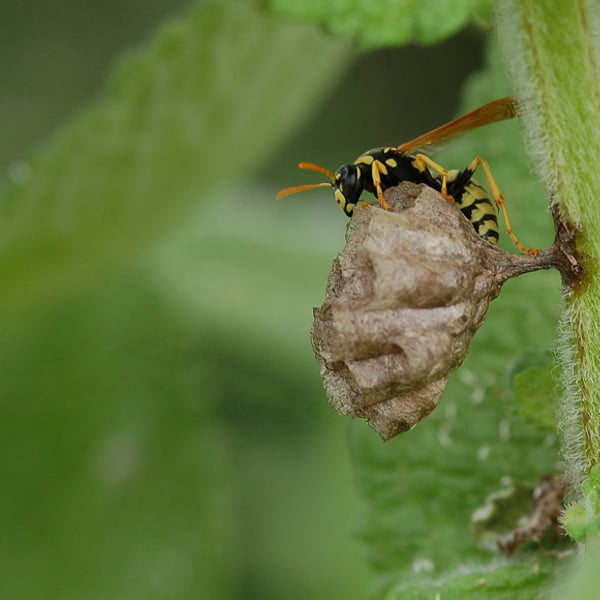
(311, 182), (559, 440)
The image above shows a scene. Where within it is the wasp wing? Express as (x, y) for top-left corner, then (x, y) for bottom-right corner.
(395, 96), (518, 155)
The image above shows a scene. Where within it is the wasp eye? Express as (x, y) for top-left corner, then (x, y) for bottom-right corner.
(334, 164), (362, 207)
(339, 165), (352, 178)
(336, 165), (356, 192)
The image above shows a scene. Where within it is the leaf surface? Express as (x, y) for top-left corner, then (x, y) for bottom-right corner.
(266, 0), (495, 47)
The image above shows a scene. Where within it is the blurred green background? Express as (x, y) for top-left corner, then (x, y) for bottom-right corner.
(0, 1), (564, 598)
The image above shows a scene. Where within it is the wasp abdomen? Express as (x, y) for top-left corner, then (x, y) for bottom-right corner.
(445, 172), (500, 245)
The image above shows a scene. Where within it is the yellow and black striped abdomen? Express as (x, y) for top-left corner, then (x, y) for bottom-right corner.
(446, 171), (499, 245)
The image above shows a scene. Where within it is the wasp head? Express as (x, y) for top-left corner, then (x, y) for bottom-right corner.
(332, 164), (365, 215)
(277, 161), (364, 216)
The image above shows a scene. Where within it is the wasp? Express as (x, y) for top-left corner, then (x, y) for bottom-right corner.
(277, 97), (539, 255)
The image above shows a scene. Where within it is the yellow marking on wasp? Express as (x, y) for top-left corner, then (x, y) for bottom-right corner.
(469, 205), (493, 222)
(385, 157), (398, 168)
(356, 154), (374, 165)
(446, 169), (461, 182)
(464, 156), (538, 255)
(371, 160), (392, 211)
(464, 180), (487, 199)
(460, 185), (497, 217)
(477, 223), (496, 236)
(413, 153), (452, 201)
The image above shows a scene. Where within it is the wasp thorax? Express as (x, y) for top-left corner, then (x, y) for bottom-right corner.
(311, 182), (559, 440)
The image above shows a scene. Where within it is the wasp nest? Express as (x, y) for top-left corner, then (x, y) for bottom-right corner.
(311, 182), (560, 440)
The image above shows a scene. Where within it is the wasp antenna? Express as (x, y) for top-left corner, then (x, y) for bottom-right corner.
(298, 162), (336, 182)
(276, 182), (332, 200)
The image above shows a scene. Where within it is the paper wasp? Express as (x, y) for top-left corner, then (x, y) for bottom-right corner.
(277, 97), (538, 255)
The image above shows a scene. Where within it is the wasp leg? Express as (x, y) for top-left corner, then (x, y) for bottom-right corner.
(465, 157), (540, 255)
(413, 153), (454, 202)
(371, 160), (393, 211)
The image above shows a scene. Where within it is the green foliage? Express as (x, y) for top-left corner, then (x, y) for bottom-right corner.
(497, 0), (600, 481)
(266, 0), (495, 47)
(510, 350), (558, 431)
(549, 542), (600, 600)
(0, 0), (349, 326)
(513, 366), (557, 430)
(3, 0), (594, 598)
(0, 2), (364, 598)
(0, 277), (237, 599)
(564, 465), (600, 543)
(383, 561), (556, 600)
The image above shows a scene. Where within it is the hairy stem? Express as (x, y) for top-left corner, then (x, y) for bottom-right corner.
(496, 1), (600, 488)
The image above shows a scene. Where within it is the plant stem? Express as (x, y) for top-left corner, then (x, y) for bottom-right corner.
(496, 1), (600, 488)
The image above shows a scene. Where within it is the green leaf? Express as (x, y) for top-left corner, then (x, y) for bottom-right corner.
(0, 275), (237, 599)
(265, 0), (495, 47)
(0, 0), (350, 326)
(147, 184), (346, 359)
(564, 465), (600, 543)
(509, 350), (559, 431)
(0, 198), (370, 599)
(144, 190), (374, 598)
(0, 2), (365, 597)
(513, 366), (558, 430)
(383, 561), (556, 600)
(350, 403), (560, 587)
(549, 542), (600, 600)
